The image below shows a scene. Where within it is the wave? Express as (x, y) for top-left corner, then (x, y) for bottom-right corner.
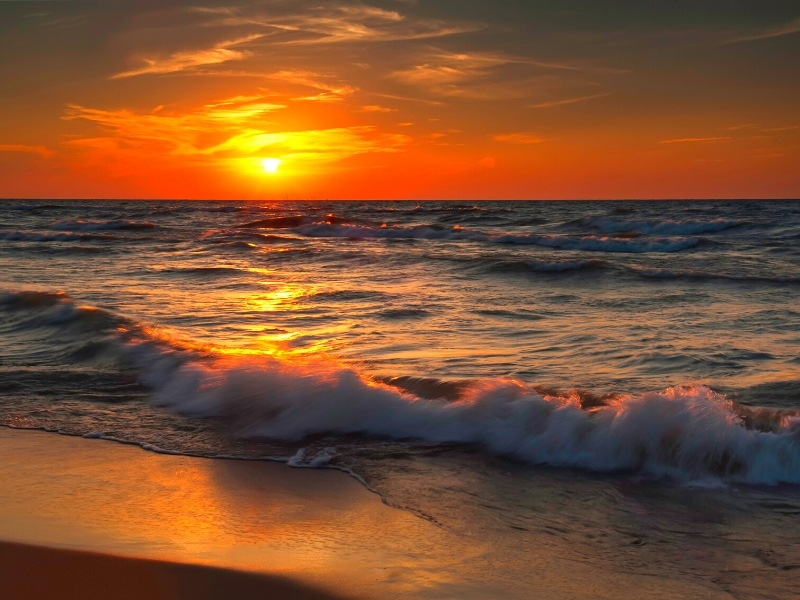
(51, 220), (157, 231)
(627, 266), (800, 284)
(240, 214), (358, 229)
(201, 230), (300, 244)
(241, 215), (311, 229)
(151, 266), (247, 278)
(234, 219), (702, 254)
(495, 233), (700, 253)
(4, 290), (799, 485)
(478, 258), (608, 276)
(583, 217), (742, 236)
(3, 203), (63, 211)
(294, 222), (486, 241)
(526, 258), (607, 272)
(145, 352), (800, 485)
(0, 231), (117, 242)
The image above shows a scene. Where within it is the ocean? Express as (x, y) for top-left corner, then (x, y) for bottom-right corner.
(1, 199), (799, 596)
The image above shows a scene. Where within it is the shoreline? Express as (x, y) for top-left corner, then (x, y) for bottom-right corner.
(0, 427), (739, 599)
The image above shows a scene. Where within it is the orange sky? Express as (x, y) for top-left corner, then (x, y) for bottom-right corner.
(1, 1), (798, 200)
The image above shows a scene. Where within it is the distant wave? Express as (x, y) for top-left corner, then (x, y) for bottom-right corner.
(151, 266), (247, 278)
(294, 222), (485, 241)
(583, 217), (743, 236)
(480, 258), (608, 275)
(627, 266), (800, 284)
(526, 258), (607, 272)
(241, 214), (358, 229)
(0, 231), (117, 242)
(52, 219), (157, 231)
(218, 215), (710, 254)
(241, 215), (311, 229)
(495, 233), (700, 253)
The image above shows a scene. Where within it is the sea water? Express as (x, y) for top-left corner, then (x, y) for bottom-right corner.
(1, 200), (799, 596)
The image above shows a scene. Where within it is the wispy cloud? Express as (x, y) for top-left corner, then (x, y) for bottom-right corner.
(263, 70), (357, 102)
(726, 17), (800, 44)
(0, 144), (54, 158)
(529, 93), (610, 109)
(360, 105), (397, 113)
(390, 49), (583, 99)
(762, 126), (799, 132)
(723, 124), (756, 131)
(111, 34), (263, 79)
(492, 133), (545, 144)
(205, 3), (482, 45)
(659, 137), (732, 144)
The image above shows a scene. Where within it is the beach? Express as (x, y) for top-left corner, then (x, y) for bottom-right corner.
(0, 427), (746, 599)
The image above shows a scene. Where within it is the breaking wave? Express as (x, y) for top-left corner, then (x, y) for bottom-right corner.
(3, 290), (799, 486)
(145, 353), (800, 485)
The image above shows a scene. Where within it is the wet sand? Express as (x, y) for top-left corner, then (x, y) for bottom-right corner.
(0, 540), (344, 600)
(0, 427), (728, 599)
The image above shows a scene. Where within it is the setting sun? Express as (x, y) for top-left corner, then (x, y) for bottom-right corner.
(261, 158), (281, 174)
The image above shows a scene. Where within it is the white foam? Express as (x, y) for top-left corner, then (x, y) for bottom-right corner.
(139, 350), (800, 485)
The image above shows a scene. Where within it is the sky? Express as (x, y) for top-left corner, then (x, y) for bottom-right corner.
(0, 0), (798, 200)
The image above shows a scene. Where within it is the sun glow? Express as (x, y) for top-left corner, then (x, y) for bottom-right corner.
(261, 158), (281, 174)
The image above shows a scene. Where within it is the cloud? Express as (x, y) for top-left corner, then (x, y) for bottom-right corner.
(206, 3), (482, 45)
(389, 49), (582, 99)
(263, 69), (357, 102)
(529, 93), (610, 109)
(0, 144), (54, 158)
(111, 34), (263, 79)
(61, 96), (409, 167)
(207, 126), (410, 164)
(360, 105), (397, 113)
(726, 17), (800, 44)
(659, 137), (732, 144)
(492, 133), (545, 144)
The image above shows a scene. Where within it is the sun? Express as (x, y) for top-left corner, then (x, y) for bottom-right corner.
(261, 158), (281, 174)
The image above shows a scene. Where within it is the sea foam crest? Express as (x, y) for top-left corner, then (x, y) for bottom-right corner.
(143, 351), (800, 485)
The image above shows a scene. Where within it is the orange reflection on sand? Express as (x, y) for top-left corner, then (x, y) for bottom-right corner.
(0, 429), (473, 596)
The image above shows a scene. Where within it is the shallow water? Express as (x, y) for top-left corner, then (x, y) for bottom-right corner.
(1, 199), (799, 596)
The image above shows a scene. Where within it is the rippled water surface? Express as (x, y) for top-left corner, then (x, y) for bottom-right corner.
(1, 199), (799, 597)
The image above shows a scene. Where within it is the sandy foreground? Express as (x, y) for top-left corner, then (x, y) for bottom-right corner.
(0, 427), (727, 599)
